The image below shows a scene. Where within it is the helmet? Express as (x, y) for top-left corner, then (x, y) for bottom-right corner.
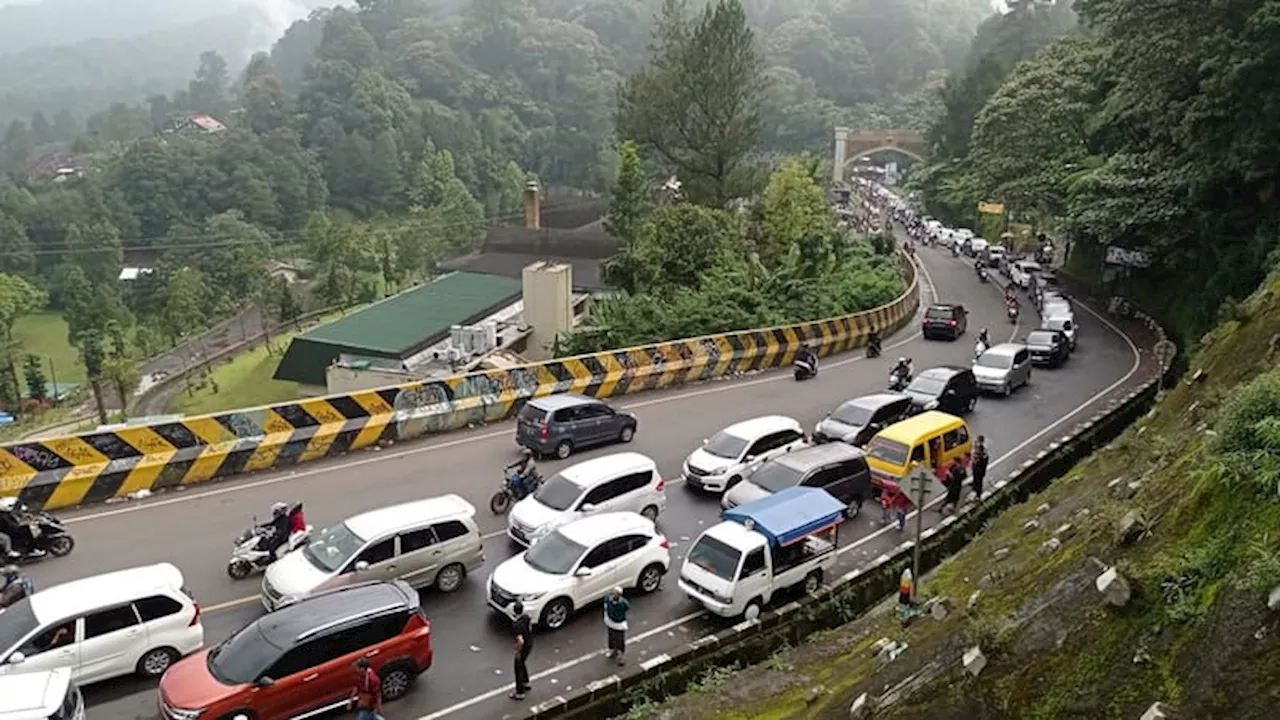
(898, 357), (906, 364)
(521, 448), (533, 458)
(0, 497), (16, 513)
(271, 502), (288, 517)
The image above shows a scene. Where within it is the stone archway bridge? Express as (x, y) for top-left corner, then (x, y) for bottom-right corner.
(832, 127), (927, 184)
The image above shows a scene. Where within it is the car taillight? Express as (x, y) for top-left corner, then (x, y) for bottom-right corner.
(949, 320), (957, 327)
(659, 536), (670, 549)
(654, 475), (665, 492)
(189, 600), (201, 627)
(540, 423), (549, 438)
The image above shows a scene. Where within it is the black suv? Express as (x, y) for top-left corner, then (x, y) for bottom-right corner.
(1025, 329), (1070, 367)
(902, 366), (980, 415)
(922, 304), (968, 340)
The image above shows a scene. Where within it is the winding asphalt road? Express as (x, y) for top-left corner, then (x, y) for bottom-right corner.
(26, 244), (1148, 720)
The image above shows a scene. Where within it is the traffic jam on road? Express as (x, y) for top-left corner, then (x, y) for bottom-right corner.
(0, 190), (1141, 720)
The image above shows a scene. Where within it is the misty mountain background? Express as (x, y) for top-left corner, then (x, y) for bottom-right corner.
(0, 0), (352, 125)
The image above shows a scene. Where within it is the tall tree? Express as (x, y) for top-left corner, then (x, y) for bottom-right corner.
(601, 139), (652, 293)
(187, 50), (231, 116)
(617, 0), (767, 206)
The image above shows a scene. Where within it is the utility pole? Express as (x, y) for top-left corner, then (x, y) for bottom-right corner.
(908, 465), (933, 603)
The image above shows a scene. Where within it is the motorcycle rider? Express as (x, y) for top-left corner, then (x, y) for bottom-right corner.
(867, 327), (882, 357)
(975, 328), (991, 359)
(506, 449), (539, 497)
(796, 342), (818, 373)
(0, 497), (41, 559)
(0, 564), (32, 608)
(890, 357), (913, 387)
(258, 502), (292, 561)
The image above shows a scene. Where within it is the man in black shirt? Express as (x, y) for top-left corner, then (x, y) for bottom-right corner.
(510, 602), (534, 700)
(971, 436), (989, 500)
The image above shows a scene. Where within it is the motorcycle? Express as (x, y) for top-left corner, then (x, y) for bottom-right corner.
(0, 575), (34, 609)
(490, 467), (542, 515)
(226, 512), (312, 580)
(793, 355), (818, 381)
(1007, 304), (1019, 323)
(866, 337), (882, 358)
(976, 265), (988, 283)
(7, 507), (75, 562)
(888, 369), (911, 392)
(974, 340), (988, 361)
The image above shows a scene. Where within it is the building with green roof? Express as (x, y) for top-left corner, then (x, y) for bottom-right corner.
(274, 271), (523, 386)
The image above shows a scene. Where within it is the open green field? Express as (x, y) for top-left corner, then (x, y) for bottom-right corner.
(12, 312), (85, 387)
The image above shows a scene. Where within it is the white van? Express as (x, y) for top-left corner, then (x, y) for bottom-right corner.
(507, 452), (666, 546)
(0, 669), (83, 720)
(0, 564), (202, 686)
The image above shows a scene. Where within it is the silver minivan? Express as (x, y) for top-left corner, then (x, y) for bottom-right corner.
(972, 343), (1032, 396)
(261, 494), (485, 610)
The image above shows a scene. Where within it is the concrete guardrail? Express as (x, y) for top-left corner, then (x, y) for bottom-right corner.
(0, 257), (920, 512)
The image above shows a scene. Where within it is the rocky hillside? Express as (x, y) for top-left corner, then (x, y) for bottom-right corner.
(623, 277), (1280, 719)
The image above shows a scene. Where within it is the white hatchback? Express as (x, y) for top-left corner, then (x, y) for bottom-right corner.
(682, 415), (808, 493)
(507, 452), (666, 547)
(1010, 260), (1042, 288)
(488, 512), (670, 630)
(0, 563), (203, 686)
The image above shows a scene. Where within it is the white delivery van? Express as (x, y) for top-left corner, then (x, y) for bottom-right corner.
(0, 668), (84, 720)
(678, 487), (844, 621)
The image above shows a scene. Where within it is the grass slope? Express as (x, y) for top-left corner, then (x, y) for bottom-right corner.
(12, 311), (85, 387)
(623, 278), (1280, 720)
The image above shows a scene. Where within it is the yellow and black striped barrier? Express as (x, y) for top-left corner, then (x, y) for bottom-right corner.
(0, 259), (919, 512)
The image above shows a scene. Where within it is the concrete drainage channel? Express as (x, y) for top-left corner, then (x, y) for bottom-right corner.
(517, 309), (1180, 720)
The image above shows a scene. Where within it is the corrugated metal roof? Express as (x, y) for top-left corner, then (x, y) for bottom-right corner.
(273, 271), (522, 385)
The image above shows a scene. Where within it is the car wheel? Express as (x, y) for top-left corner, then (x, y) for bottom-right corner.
(844, 498), (862, 519)
(637, 563), (665, 593)
(554, 440), (573, 459)
(640, 505), (660, 522)
(619, 425), (635, 443)
(435, 563), (466, 593)
(380, 661), (418, 701)
(136, 647), (179, 678)
(743, 598), (763, 622)
(48, 535), (74, 557)
(541, 598), (573, 630)
(802, 570), (823, 595)
(217, 712), (257, 720)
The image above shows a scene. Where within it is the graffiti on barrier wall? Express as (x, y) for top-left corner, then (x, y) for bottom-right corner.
(390, 367), (544, 439)
(392, 383), (454, 439)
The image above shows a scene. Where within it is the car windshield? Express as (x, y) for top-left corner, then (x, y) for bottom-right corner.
(532, 474), (583, 512)
(748, 461), (805, 493)
(523, 530), (587, 575)
(302, 522), (366, 573)
(924, 307), (952, 320)
(1020, 263), (1041, 273)
(867, 437), (910, 466)
(975, 353), (1011, 369)
(207, 622), (280, 685)
(907, 377), (946, 396)
(0, 598), (38, 655)
(517, 405), (547, 423)
(702, 431), (749, 460)
(831, 403), (873, 427)
(685, 535), (742, 580)
(1046, 317), (1071, 331)
(1027, 332), (1057, 346)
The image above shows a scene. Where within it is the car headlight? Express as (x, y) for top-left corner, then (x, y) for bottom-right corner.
(924, 400), (939, 410)
(165, 707), (205, 720)
(518, 592), (546, 602)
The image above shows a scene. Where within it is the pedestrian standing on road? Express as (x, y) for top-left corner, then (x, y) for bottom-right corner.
(879, 480), (913, 531)
(971, 436), (989, 501)
(939, 460), (965, 514)
(351, 658), (386, 720)
(509, 602), (534, 701)
(603, 587), (630, 665)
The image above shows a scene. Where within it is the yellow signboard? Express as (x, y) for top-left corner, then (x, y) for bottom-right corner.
(977, 201), (1005, 215)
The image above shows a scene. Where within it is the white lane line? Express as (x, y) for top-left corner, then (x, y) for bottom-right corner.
(416, 271), (1144, 720)
(66, 259), (940, 526)
(419, 612), (705, 720)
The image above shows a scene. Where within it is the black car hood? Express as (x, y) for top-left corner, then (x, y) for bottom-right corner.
(904, 390), (939, 406)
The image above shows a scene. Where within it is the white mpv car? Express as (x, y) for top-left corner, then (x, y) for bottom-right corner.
(507, 452), (666, 547)
(488, 512), (670, 630)
(1010, 260), (1042, 288)
(0, 563), (203, 686)
(682, 416), (808, 493)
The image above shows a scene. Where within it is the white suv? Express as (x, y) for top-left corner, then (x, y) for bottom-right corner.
(1010, 260), (1042, 288)
(682, 416), (808, 493)
(488, 512), (670, 630)
(507, 452), (666, 547)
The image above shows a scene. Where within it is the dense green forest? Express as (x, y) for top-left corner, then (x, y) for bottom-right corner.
(911, 0), (1280, 346)
(0, 0), (994, 421)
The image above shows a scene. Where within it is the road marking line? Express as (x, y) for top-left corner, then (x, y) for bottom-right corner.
(202, 594), (262, 613)
(64, 262), (937, 527)
(414, 261), (1144, 720)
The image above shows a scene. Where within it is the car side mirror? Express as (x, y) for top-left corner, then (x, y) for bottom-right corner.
(7, 652), (25, 665)
(574, 566), (594, 578)
(701, 438), (708, 445)
(355, 561), (370, 572)
(580, 503), (597, 513)
(255, 677), (275, 688)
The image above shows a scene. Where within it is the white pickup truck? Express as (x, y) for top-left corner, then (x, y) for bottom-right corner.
(678, 486), (845, 621)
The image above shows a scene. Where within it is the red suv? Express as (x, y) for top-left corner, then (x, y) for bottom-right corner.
(158, 581), (432, 720)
